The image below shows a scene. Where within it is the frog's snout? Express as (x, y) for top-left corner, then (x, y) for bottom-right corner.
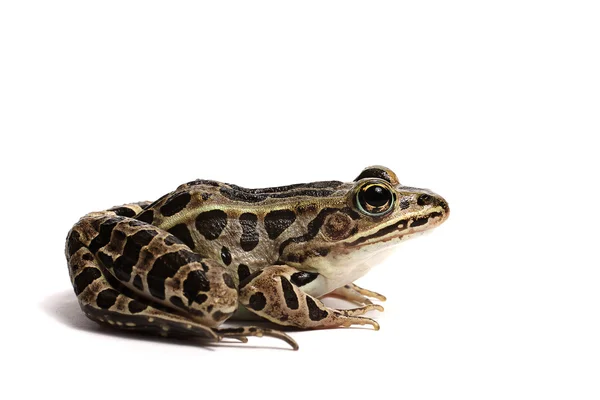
(415, 192), (450, 219)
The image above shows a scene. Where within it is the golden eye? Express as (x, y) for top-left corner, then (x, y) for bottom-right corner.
(356, 183), (395, 216)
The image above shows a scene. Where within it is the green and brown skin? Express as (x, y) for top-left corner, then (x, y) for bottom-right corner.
(65, 166), (449, 350)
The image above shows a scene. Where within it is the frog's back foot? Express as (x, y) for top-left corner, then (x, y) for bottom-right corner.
(216, 326), (299, 350)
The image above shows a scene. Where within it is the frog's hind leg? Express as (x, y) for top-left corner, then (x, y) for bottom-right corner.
(66, 241), (219, 341)
(238, 265), (383, 331)
(66, 208), (297, 349)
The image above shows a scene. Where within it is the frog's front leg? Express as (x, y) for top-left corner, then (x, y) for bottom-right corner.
(327, 283), (387, 306)
(238, 266), (383, 330)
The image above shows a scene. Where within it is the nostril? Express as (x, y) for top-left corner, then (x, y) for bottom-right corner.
(417, 194), (432, 206)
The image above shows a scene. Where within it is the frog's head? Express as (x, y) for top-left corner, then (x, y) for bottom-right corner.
(280, 166), (449, 286)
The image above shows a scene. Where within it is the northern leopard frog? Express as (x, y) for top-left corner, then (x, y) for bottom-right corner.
(65, 166), (449, 349)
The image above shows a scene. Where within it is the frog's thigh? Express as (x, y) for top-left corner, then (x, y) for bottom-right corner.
(238, 265), (382, 330)
(77, 212), (239, 327)
(67, 245), (218, 340)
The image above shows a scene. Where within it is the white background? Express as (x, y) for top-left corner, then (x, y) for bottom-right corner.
(1, 1), (598, 399)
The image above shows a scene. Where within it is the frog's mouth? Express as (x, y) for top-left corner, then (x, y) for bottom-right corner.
(345, 208), (448, 248)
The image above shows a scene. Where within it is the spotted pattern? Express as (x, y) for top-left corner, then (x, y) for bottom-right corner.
(239, 213), (259, 251)
(160, 192), (192, 217)
(195, 210), (228, 240)
(96, 289), (119, 309)
(182, 270), (210, 305)
(306, 297), (328, 321)
(237, 264), (251, 283)
(280, 277), (299, 310)
(113, 229), (157, 281)
(167, 223), (195, 250)
(149, 250), (199, 300)
(136, 209), (154, 224)
(65, 166), (445, 349)
(248, 292), (267, 311)
(74, 267), (101, 295)
(264, 209), (296, 240)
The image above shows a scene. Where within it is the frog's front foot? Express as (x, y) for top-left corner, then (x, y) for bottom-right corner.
(238, 266), (383, 332)
(327, 283), (387, 306)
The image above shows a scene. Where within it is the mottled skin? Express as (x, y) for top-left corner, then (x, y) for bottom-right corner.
(65, 166), (449, 349)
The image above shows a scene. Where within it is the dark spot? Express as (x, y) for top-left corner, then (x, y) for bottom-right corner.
(223, 273), (235, 289)
(74, 267), (101, 295)
(109, 206), (137, 217)
(291, 271), (319, 287)
(195, 209), (228, 240)
(220, 246), (232, 265)
(249, 327), (257, 333)
(411, 216), (430, 227)
(133, 275), (144, 290)
(189, 309), (205, 318)
(96, 251), (114, 268)
(67, 230), (83, 256)
(96, 289), (119, 309)
(239, 213), (259, 251)
(212, 310), (229, 321)
(306, 297), (328, 321)
(239, 270), (263, 290)
(417, 194), (432, 206)
(82, 253), (94, 261)
(248, 292), (267, 311)
(113, 229), (158, 282)
(264, 209), (296, 240)
(280, 277), (299, 310)
(206, 304), (213, 312)
(128, 300), (148, 314)
(88, 218), (119, 253)
(149, 250), (203, 300)
(160, 192), (192, 217)
(136, 210), (154, 224)
(168, 223), (195, 249)
(194, 294), (208, 305)
(278, 208), (339, 256)
(237, 264), (251, 283)
(163, 236), (179, 246)
(399, 198), (410, 210)
(182, 269), (211, 305)
(170, 296), (187, 310)
(109, 230), (127, 249)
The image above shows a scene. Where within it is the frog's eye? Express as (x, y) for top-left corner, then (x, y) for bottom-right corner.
(356, 182), (395, 216)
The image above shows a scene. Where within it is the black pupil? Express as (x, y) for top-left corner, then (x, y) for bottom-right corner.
(363, 185), (390, 208)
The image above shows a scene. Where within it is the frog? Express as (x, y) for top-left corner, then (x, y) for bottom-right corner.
(65, 166), (449, 350)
